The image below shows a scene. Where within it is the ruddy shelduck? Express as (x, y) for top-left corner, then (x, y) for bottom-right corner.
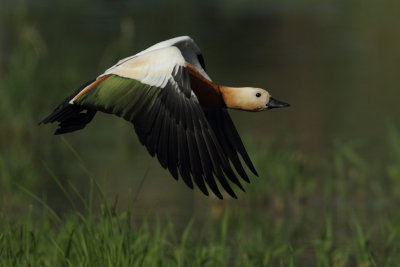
(40, 36), (289, 199)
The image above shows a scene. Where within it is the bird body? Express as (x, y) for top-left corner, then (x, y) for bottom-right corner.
(40, 36), (289, 199)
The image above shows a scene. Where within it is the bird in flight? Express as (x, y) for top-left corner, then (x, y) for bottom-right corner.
(40, 36), (289, 199)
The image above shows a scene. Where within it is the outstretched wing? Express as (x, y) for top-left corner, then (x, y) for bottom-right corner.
(71, 46), (254, 198)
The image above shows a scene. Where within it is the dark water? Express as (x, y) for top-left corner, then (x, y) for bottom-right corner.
(1, 0), (400, 218)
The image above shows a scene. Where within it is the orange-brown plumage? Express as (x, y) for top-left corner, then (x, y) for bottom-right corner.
(186, 63), (225, 108)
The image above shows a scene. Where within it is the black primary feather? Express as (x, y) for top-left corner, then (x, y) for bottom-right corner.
(197, 54), (206, 71)
(129, 65), (258, 198)
(39, 80), (97, 135)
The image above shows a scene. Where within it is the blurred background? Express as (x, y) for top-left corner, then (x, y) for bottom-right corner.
(1, 0), (400, 261)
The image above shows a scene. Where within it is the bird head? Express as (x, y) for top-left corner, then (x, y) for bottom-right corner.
(221, 87), (290, 111)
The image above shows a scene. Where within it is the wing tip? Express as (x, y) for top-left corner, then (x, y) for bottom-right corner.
(251, 167), (259, 177)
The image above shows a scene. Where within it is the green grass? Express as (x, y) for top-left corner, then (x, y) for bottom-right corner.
(2, 134), (400, 266)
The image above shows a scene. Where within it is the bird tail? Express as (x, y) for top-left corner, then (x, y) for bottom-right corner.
(39, 80), (97, 135)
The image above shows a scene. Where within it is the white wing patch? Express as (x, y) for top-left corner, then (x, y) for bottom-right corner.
(101, 36), (192, 75)
(99, 46), (186, 88)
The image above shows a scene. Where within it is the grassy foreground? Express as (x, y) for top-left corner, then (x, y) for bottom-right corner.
(2, 131), (400, 266)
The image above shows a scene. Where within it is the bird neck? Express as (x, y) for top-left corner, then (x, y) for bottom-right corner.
(186, 63), (225, 108)
(219, 86), (250, 110)
(185, 62), (257, 110)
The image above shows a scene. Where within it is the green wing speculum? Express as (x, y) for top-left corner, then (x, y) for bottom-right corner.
(75, 75), (161, 122)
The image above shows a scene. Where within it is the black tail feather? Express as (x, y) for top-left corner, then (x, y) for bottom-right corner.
(39, 80), (97, 134)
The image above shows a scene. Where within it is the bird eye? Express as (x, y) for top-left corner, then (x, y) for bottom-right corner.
(256, 93), (261, 97)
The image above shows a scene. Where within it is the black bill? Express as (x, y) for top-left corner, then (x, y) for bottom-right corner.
(267, 97), (290, 109)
